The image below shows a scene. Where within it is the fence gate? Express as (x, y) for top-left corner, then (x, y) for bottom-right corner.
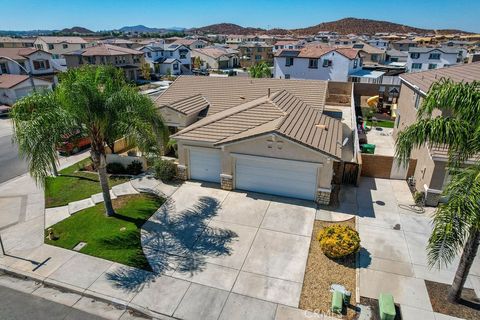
(342, 162), (359, 185)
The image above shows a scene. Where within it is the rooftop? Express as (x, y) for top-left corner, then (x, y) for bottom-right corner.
(37, 36), (88, 44)
(0, 47), (45, 60)
(64, 44), (143, 56)
(0, 74), (30, 89)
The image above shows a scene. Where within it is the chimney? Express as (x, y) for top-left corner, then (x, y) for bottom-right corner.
(268, 88), (271, 97)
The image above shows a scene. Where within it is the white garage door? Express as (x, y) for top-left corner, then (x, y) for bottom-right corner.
(189, 148), (221, 183)
(235, 155), (318, 200)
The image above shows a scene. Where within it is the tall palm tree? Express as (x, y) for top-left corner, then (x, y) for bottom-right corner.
(248, 62), (272, 78)
(395, 78), (480, 302)
(11, 65), (167, 216)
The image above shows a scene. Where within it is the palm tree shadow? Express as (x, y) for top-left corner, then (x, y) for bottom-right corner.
(105, 196), (238, 291)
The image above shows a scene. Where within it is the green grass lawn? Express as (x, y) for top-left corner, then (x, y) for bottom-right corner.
(45, 158), (130, 208)
(366, 119), (395, 128)
(46, 194), (164, 270)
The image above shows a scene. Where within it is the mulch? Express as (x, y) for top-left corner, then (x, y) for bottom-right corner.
(425, 280), (480, 320)
(299, 219), (357, 319)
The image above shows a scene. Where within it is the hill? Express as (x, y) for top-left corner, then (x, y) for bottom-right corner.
(60, 26), (94, 34)
(188, 23), (271, 35)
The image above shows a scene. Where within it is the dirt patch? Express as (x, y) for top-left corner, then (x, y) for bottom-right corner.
(299, 219), (357, 319)
(425, 280), (480, 320)
(360, 297), (402, 320)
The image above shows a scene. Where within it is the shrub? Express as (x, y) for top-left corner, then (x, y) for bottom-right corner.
(154, 159), (177, 181)
(126, 160), (143, 175)
(317, 225), (360, 259)
(413, 191), (425, 205)
(106, 162), (125, 174)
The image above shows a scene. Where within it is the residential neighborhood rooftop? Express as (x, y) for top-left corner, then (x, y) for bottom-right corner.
(0, 74), (31, 88)
(64, 43), (143, 56)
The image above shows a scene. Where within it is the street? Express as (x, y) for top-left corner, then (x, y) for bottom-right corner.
(0, 118), (29, 184)
(0, 285), (107, 320)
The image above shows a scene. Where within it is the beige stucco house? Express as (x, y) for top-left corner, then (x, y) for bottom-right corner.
(155, 76), (351, 204)
(393, 62), (480, 206)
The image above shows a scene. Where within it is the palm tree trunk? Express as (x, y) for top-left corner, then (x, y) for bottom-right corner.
(51, 159), (58, 177)
(91, 150), (115, 217)
(448, 229), (480, 302)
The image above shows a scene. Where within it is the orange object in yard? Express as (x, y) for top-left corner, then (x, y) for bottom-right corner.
(367, 95), (379, 108)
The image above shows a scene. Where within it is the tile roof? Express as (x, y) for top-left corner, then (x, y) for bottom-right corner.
(400, 62), (480, 94)
(0, 37), (35, 43)
(276, 45), (359, 60)
(159, 94), (209, 115)
(171, 39), (205, 46)
(0, 48), (42, 60)
(408, 47), (462, 54)
(0, 74), (30, 88)
(37, 36), (88, 44)
(172, 90), (342, 159)
(154, 76), (328, 115)
(192, 47), (239, 59)
(64, 44), (143, 56)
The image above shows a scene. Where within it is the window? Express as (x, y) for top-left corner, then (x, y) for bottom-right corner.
(353, 59), (358, 68)
(285, 57), (294, 66)
(0, 62), (8, 74)
(371, 54), (378, 62)
(308, 59), (318, 69)
(48, 44), (54, 50)
(322, 59), (332, 67)
(87, 56), (95, 64)
(413, 92), (421, 110)
(410, 53), (420, 59)
(428, 63), (437, 69)
(429, 53), (441, 60)
(411, 63), (422, 70)
(284, 74), (290, 79)
(255, 55), (262, 61)
(32, 60), (50, 70)
(173, 63), (179, 70)
(390, 57), (399, 62)
(81, 44), (86, 49)
(63, 44), (68, 49)
(146, 52), (152, 58)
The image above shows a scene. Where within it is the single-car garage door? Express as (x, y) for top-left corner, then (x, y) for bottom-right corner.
(189, 148), (221, 183)
(235, 155), (318, 200)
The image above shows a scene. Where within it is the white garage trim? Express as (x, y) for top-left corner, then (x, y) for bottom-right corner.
(231, 153), (323, 168)
(233, 154), (320, 201)
(188, 147), (221, 183)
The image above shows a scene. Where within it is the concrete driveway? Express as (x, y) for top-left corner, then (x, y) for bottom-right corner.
(139, 181), (316, 318)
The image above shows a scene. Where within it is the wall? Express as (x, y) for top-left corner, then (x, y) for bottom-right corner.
(106, 154), (147, 171)
(361, 154), (417, 179)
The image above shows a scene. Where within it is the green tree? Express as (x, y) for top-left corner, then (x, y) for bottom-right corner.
(193, 56), (202, 69)
(140, 61), (151, 80)
(395, 79), (480, 302)
(248, 62), (272, 78)
(11, 65), (168, 216)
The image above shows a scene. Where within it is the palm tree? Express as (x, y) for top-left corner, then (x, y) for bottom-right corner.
(11, 65), (168, 216)
(248, 62), (272, 78)
(395, 78), (480, 302)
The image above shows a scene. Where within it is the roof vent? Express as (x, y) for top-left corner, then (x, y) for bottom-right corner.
(316, 124), (328, 130)
(240, 96), (246, 100)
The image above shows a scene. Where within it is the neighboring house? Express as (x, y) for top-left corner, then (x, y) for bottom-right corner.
(273, 46), (361, 81)
(273, 40), (305, 53)
(329, 38), (358, 46)
(155, 76), (350, 204)
(140, 43), (191, 76)
(406, 47), (465, 72)
(365, 38), (389, 50)
(34, 36), (91, 68)
(170, 38), (209, 49)
(391, 39), (417, 51)
(0, 48), (57, 82)
(237, 42), (273, 68)
(393, 62), (480, 206)
(226, 35), (261, 44)
(0, 74), (52, 106)
(64, 44), (143, 81)
(102, 38), (141, 49)
(352, 42), (386, 65)
(386, 49), (408, 63)
(0, 37), (35, 48)
(192, 46), (240, 70)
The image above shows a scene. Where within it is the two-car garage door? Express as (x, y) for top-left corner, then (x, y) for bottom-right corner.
(235, 155), (318, 201)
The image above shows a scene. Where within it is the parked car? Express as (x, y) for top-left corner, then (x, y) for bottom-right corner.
(57, 132), (91, 155)
(0, 105), (11, 117)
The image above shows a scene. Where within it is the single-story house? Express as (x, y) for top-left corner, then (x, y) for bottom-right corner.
(155, 76), (351, 204)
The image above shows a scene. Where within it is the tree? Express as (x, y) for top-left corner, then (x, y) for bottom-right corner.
(395, 78), (480, 302)
(11, 65), (168, 216)
(140, 61), (151, 80)
(248, 62), (272, 78)
(193, 56), (202, 70)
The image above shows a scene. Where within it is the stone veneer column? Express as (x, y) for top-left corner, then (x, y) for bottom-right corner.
(220, 174), (233, 191)
(316, 187), (332, 205)
(177, 165), (188, 180)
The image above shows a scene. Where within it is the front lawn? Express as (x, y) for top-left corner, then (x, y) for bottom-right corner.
(46, 194), (164, 270)
(45, 157), (130, 208)
(366, 119), (395, 128)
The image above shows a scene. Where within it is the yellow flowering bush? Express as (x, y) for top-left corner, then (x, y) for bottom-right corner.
(317, 225), (360, 259)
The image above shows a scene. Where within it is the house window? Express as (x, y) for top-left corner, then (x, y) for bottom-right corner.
(353, 59), (358, 68)
(63, 44), (68, 49)
(48, 44), (54, 50)
(255, 55), (262, 61)
(308, 59), (318, 69)
(371, 54), (379, 62)
(428, 63), (437, 69)
(0, 62), (8, 73)
(410, 53), (420, 59)
(322, 59), (332, 67)
(81, 44), (86, 49)
(285, 57), (294, 66)
(429, 53), (441, 60)
(32, 60), (50, 70)
(390, 57), (399, 62)
(411, 63), (422, 70)
(146, 52), (151, 58)
(173, 63), (179, 70)
(284, 74), (290, 79)
(87, 56), (95, 64)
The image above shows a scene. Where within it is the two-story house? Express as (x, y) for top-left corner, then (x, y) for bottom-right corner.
(237, 42), (273, 68)
(192, 46), (240, 70)
(0, 37), (35, 48)
(273, 40), (305, 53)
(140, 43), (192, 76)
(170, 39), (209, 50)
(63, 44), (143, 81)
(273, 46), (361, 81)
(365, 38), (389, 51)
(391, 39), (417, 51)
(0, 48), (57, 83)
(34, 36), (91, 67)
(352, 42), (386, 65)
(406, 47), (465, 72)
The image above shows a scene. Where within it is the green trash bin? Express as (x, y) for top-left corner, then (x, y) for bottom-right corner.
(331, 290), (344, 314)
(379, 293), (396, 320)
(362, 144), (376, 154)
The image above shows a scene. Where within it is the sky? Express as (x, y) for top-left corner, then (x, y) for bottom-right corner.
(1, 0), (479, 32)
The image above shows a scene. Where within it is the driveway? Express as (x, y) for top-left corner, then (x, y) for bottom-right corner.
(345, 177), (480, 319)
(138, 181), (317, 318)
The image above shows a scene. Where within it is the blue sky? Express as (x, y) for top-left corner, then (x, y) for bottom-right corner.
(1, 0), (479, 32)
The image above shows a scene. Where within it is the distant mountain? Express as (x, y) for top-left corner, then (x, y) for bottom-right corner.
(0, 29), (57, 36)
(60, 26), (94, 34)
(188, 23), (271, 35)
(117, 25), (184, 33)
